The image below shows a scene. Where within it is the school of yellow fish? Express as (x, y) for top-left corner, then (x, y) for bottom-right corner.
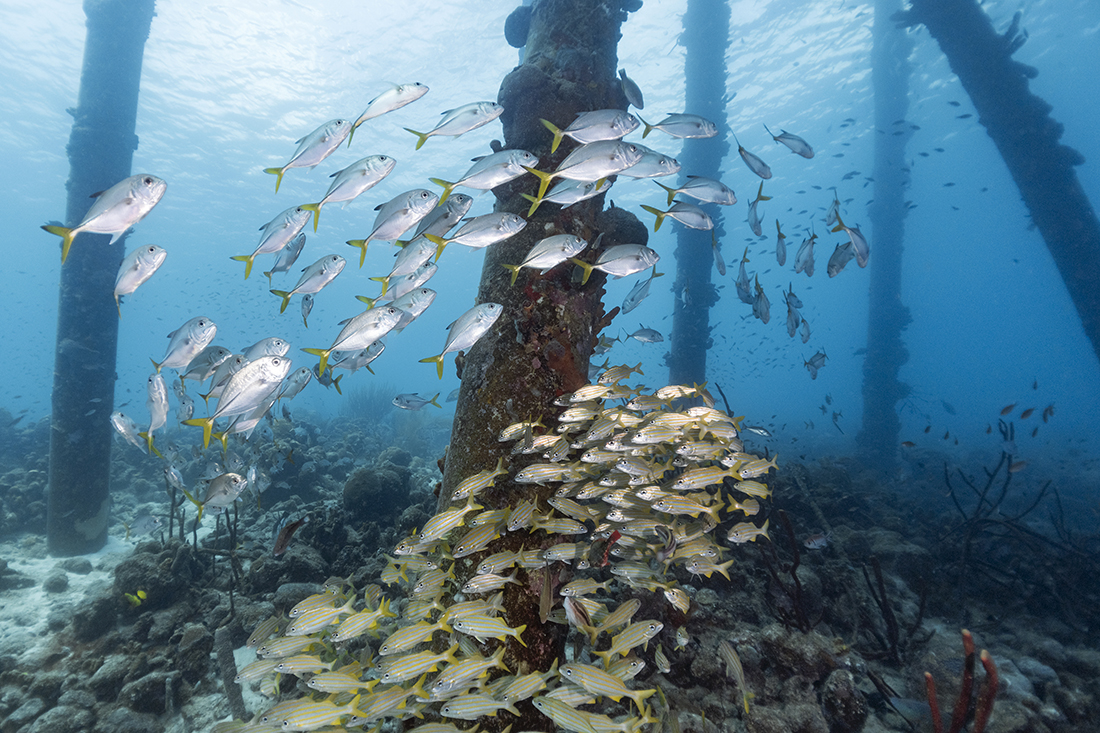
(219, 366), (774, 732)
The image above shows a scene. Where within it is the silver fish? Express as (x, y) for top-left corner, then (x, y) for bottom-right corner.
(301, 293), (314, 328)
(747, 182), (771, 237)
(734, 133), (773, 179)
(541, 109), (638, 153)
(152, 317), (217, 374)
(113, 244), (167, 315)
(110, 411), (146, 451)
(352, 82), (429, 133)
(735, 247), (754, 305)
(626, 326), (663, 343)
(146, 373), (169, 445)
(619, 68), (645, 109)
(641, 200), (713, 232)
(278, 367), (313, 401)
(800, 316), (811, 344)
(263, 118), (352, 192)
(621, 267), (661, 314)
(617, 145), (681, 179)
(41, 173), (167, 264)
(503, 234), (588, 286)
(305, 306), (403, 374)
(376, 236), (438, 297)
(270, 254), (345, 313)
(572, 244), (660, 284)
(712, 234), (726, 276)
(331, 341), (385, 374)
(393, 393), (441, 410)
(389, 288), (437, 332)
(184, 355), (293, 448)
(302, 154), (396, 231)
(526, 140), (644, 202)
(827, 241), (856, 278)
(640, 113), (717, 139)
(431, 149), (539, 203)
(405, 101), (504, 149)
(242, 337), (290, 362)
(655, 175), (736, 206)
(346, 189), (439, 266)
(420, 302), (504, 379)
(831, 212), (870, 267)
(775, 220), (787, 266)
(752, 276), (770, 324)
(764, 124), (814, 158)
(233, 206), (312, 279)
(427, 212), (527, 260)
(263, 232), (307, 285)
(413, 193), (474, 239)
(794, 233), (817, 277)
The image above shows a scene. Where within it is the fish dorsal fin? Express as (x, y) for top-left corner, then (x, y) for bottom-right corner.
(294, 135), (306, 145)
(89, 189), (106, 198)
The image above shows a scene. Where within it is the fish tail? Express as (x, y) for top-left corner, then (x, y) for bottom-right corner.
(539, 118), (565, 154)
(640, 204), (666, 232)
(271, 289), (292, 314)
(418, 354), (445, 380)
(570, 257), (595, 285)
(138, 430), (156, 455)
(763, 122), (776, 140)
(404, 127), (430, 150)
(429, 393), (441, 409)
(424, 234), (448, 262)
(655, 181), (677, 206)
(368, 275), (390, 296)
(346, 239), (368, 268)
(514, 624), (528, 646)
(502, 263), (522, 286)
(428, 177), (456, 205)
(355, 294), (378, 308)
(347, 123), (359, 147)
(41, 224), (77, 264)
(299, 202), (321, 232)
(520, 192), (544, 217)
(198, 390), (212, 409)
(230, 254), (255, 279)
(638, 115), (653, 138)
(302, 347), (332, 376)
(183, 417), (215, 449)
(263, 166), (286, 193)
(115, 294), (122, 319)
(332, 374), (343, 395)
(213, 429), (229, 453)
(830, 211), (845, 232)
(522, 165), (553, 204)
(149, 357), (163, 374)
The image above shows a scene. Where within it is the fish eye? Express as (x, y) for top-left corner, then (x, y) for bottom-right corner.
(143, 176), (154, 185)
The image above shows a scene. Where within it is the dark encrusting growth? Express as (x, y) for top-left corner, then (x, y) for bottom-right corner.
(857, 0), (914, 475)
(439, 1), (643, 728)
(47, 0), (157, 555)
(667, 0), (731, 386)
(898, 0), (1100, 368)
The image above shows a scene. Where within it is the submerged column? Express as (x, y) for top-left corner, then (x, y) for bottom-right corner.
(667, 0), (730, 386)
(47, 0), (156, 555)
(857, 0), (914, 474)
(901, 0), (1100, 367)
(439, 1), (642, 728)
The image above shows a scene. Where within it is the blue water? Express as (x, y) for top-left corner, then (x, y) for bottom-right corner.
(1, 0), (1098, 482)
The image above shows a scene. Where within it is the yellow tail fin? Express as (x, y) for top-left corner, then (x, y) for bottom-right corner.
(640, 204), (666, 232)
(41, 224), (77, 264)
(570, 257), (596, 285)
(271, 289), (292, 314)
(346, 239), (368, 267)
(230, 254), (255, 279)
(429, 178), (457, 205)
(418, 354), (445, 379)
(183, 416), (215, 449)
(522, 165), (554, 204)
(539, 118), (565, 153)
(404, 128), (430, 150)
(299, 202), (321, 232)
(263, 166), (287, 193)
(302, 347), (333, 376)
